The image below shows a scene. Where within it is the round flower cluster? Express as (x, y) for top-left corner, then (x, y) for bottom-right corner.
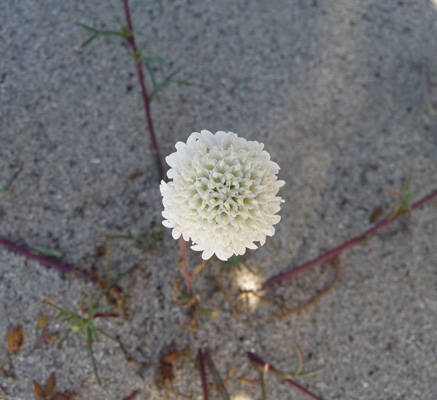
(160, 130), (285, 261)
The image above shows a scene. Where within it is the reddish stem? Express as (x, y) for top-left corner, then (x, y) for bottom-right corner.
(247, 352), (323, 400)
(123, 390), (138, 400)
(263, 189), (437, 288)
(197, 349), (209, 400)
(121, 0), (194, 296)
(0, 238), (97, 284)
(122, 0), (165, 180)
(179, 237), (193, 297)
(93, 313), (120, 318)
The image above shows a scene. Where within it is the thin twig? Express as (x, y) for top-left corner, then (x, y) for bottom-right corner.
(122, 0), (164, 180)
(247, 352), (323, 400)
(197, 349), (209, 400)
(263, 189), (437, 288)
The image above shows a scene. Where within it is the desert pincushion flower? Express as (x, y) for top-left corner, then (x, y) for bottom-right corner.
(160, 130), (285, 261)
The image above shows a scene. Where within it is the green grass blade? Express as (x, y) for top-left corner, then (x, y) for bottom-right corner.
(204, 349), (231, 400)
(87, 327), (101, 385)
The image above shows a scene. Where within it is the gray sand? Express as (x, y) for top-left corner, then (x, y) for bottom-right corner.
(1, 0), (437, 399)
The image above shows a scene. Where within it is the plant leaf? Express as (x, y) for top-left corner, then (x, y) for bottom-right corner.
(7, 328), (24, 354)
(45, 372), (56, 397)
(33, 381), (45, 399)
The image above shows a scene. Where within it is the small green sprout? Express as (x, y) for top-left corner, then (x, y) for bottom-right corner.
(43, 298), (112, 385)
(36, 247), (63, 260)
(204, 348), (231, 400)
(275, 344), (326, 380)
(42, 265), (137, 385)
(387, 176), (419, 217)
(247, 345), (325, 399)
(77, 23), (130, 48)
(0, 164), (22, 198)
(105, 229), (163, 251)
(78, 21), (196, 102)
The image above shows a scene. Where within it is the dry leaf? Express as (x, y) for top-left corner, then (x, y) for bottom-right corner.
(45, 372), (56, 397)
(369, 207), (383, 223)
(94, 245), (107, 258)
(160, 362), (174, 382)
(49, 332), (60, 343)
(127, 171), (142, 180)
(238, 376), (260, 386)
(34, 329), (49, 350)
(7, 328), (24, 354)
(52, 394), (71, 400)
(33, 380), (45, 399)
(162, 351), (181, 364)
(36, 316), (47, 329)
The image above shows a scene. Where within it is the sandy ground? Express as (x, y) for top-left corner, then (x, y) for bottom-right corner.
(1, 0), (437, 399)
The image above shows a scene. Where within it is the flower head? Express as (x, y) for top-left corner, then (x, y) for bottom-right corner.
(160, 130), (285, 261)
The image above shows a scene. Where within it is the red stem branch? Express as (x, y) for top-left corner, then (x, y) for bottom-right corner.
(122, 0), (193, 295)
(123, 390), (138, 400)
(122, 0), (164, 181)
(197, 349), (209, 400)
(0, 238), (97, 284)
(263, 189), (437, 288)
(247, 352), (323, 400)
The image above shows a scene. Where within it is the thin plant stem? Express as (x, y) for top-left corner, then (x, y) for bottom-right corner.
(122, 0), (164, 180)
(123, 391), (138, 400)
(179, 237), (193, 297)
(263, 189), (437, 288)
(247, 352), (323, 400)
(122, 0), (194, 295)
(0, 238), (97, 284)
(197, 349), (209, 400)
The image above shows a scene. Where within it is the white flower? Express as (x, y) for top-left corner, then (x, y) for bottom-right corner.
(160, 130), (285, 261)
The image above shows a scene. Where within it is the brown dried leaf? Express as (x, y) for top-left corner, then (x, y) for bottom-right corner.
(34, 328), (49, 350)
(160, 362), (174, 382)
(127, 171), (142, 180)
(94, 245), (107, 258)
(161, 351), (181, 364)
(45, 372), (56, 397)
(33, 380), (45, 399)
(369, 207), (383, 223)
(36, 316), (47, 329)
(238, 376), (260, 386)
(7, 328), (24, 354)
(52, 394), (73, 400)
(49, 332), (60, 343)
